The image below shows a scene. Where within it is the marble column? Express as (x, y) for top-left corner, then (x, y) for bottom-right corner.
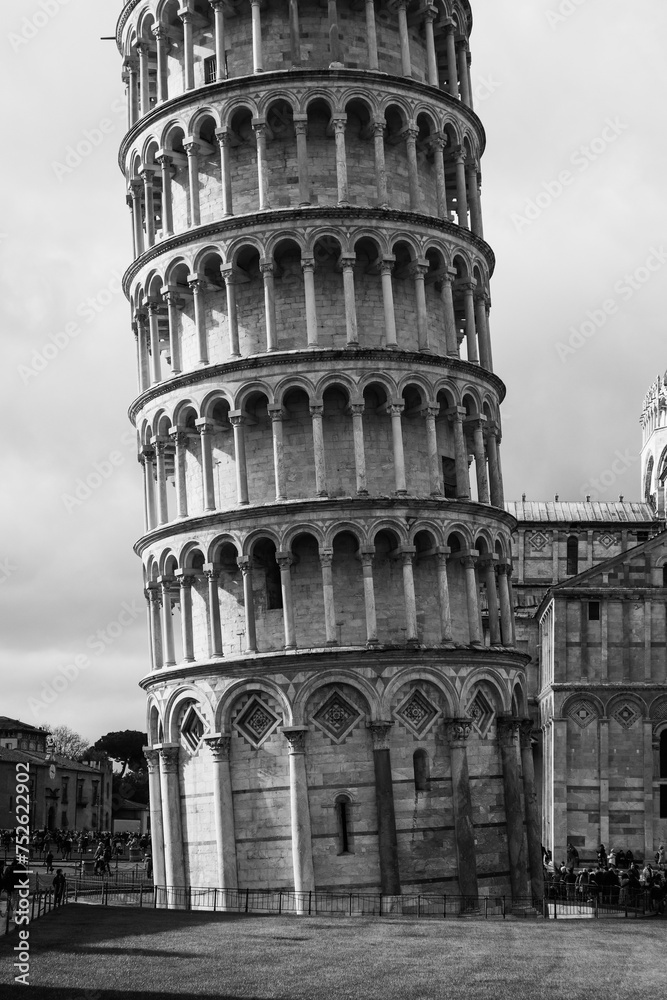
(277, 552), (297, 649)
(461, 553), (482, 645)
(380, 260), (398, 347)
(361, 548), (379, 646)
(350, 403), (368, 494)
(147, 301), (162, 384)
(129, 181), (144, 256)
(462, 281), (479, 364)
(184, 140), (201, 227)
(250, 0), (264, 72)
(424, 4), (439, 86)
(215, 129), (233, 216)
(204, 735), (238, 892)
(411, 261), (430, 351)
(319, 549), (337, 645)
(282, 728), (315, 898)
(372, 120), (389, 207)
(294, 117), (311, 205)
(400, 547), (418, 645)
(302, 257), (319, 347)
(175, 572), (195, 661)
(137, 42), (150, 116)
(340, 255), (359, 346)
(441, 271), (459, 357)
(269, 406), (286, 500)
(454, 150), (468, 228)
(368, 722), (401, 895)
(481, 558), (501, 646)
(396, 0), (411, 77)
(486, 425), (504, 508)
(205, 565), (224, 658)
(365, 0), (379, 70)
(141, 444), (158, 532)
(189, 278), (209, 366)
(237, 556), (257, 652)
(405, 125), (421, 211)
(333, 117), (349, 205)
(159, 577), (176, 667)
(310, 404), (328, 496)
(447, 407), (471, 499)
(140, 166), (156, 248)
(519, 719), (544, 903)
(466, 416), (489, 503)
(430, 135), (448, 220)
(436, 549), (454, 646)
(147, 587), (163, 670)
(157, 155), (174, 236)
(158, 744), (186, 901)
(143, 748), (166, 891)
(260, 259), (278, 351)
(457, 40), (471, 106)
(389, 403), (407, 494)
(497, 717), (528, 901)
(195, 419), (216, 511)
(135, 311), (150, 393)
(497, 563), (513, 645)
(180, 9), (195, 89)
(467, 163), (483, 238)
(445, 718), (478, 902)
(170, 429), (188, 518)
(221, 267), (240, 357)
(423, 405), (441, 495)
(253, 120), (271, 210)
(475, 292), (493, 371)
(230, 412), (249, 505)
(164, 289), (183, 374)
(444, 23), (458, 98)
(153, 436), (169, 525)
(210, 0), (227, 80)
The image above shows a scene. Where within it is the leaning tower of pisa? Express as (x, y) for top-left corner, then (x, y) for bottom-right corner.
(117, 0), (541, 904)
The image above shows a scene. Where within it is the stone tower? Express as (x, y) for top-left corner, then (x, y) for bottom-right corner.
(117, 0), (539, 902)
(641, 373), (667, 517)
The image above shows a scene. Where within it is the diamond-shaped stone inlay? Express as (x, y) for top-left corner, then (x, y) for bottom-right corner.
(312, 690), (361, 744)
(180, 704), (206, 753)
(599, 532), (616, 549)
(568, 700), (597, 729)
(234, 696), (281, 749)
(528, 531), (549, 552)
(394, 688), (441, 738)
(467, 691), (494, 736)
(613, 703), (639, 730)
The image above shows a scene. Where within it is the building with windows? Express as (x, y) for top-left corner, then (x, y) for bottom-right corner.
(0, 721), (113, 832)
(117, 0), (543, 902)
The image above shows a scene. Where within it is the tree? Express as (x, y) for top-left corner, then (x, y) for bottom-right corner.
(92, 730), (147, 777)
(44, 724), (89, 761)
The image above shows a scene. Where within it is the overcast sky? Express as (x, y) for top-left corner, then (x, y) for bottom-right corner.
(1, 0), (666, 743)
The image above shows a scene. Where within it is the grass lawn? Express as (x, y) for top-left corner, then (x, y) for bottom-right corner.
(0, 904), (665, 999)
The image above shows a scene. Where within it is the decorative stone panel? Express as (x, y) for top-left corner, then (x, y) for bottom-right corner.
(567, 699), (598, 729)
(312, 688), (362, 744)
(466, 690), (494, 737)
(612, 702), (640, 730)
(233, 695), (282, 749)
(393, 686), (441, 739)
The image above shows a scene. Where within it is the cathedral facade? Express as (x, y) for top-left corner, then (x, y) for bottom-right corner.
(117, 0), (541, 901)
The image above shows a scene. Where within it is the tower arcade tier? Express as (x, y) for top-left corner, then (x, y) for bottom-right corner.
(117, 0), (539, 903)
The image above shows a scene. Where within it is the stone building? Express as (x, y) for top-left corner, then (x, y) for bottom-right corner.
(0, 718), (113, 832)
(116, 0), (542, 901)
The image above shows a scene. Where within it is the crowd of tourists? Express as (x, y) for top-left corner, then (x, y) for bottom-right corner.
(544, 842), (667, 914)
(1, 828), (151, 863)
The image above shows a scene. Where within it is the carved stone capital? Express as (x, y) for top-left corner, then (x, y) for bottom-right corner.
(205, 734), (232, 762)
(158, 744), (180, 772)
(445, 718), (473, 747)
(367, 721), (393, 751)
(143, 746), (160, 772)
(282, 727), (308, 755)
(319, 549), (334, 569)
(518, 718), (536, 749)
(497, 716), (521, 748)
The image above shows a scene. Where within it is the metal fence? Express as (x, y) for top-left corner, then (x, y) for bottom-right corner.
(2, 888), (68, 935)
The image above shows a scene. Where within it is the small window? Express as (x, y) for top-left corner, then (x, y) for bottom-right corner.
(566, 536), (579, 576)
(661, 731), (667, 780)
(204, 55), (217, 84)
(588, 602), (600, 622)
(413, 749), (430, 792)
(335, 796), (353, 855)
(660, 784), (667, 820)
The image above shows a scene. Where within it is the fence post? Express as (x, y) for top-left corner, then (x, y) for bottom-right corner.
(594, 894), (598, 919)
(417, 895), (421, 918)
(308, 890), (312, 916)
(484, 897), (488, 920)
(502, 896), (506, 920)
(278, 891), (282, 915)
(139, 883), (143, 908)
(245, 888), (249, 913)
(443, 894), (446, 919)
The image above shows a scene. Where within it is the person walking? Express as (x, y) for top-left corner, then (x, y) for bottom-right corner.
(44, 850), (54, 874)
(52, 869), (67, 906)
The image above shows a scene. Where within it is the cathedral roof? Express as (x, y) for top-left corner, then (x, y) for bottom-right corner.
(506, 500), (657, 524)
